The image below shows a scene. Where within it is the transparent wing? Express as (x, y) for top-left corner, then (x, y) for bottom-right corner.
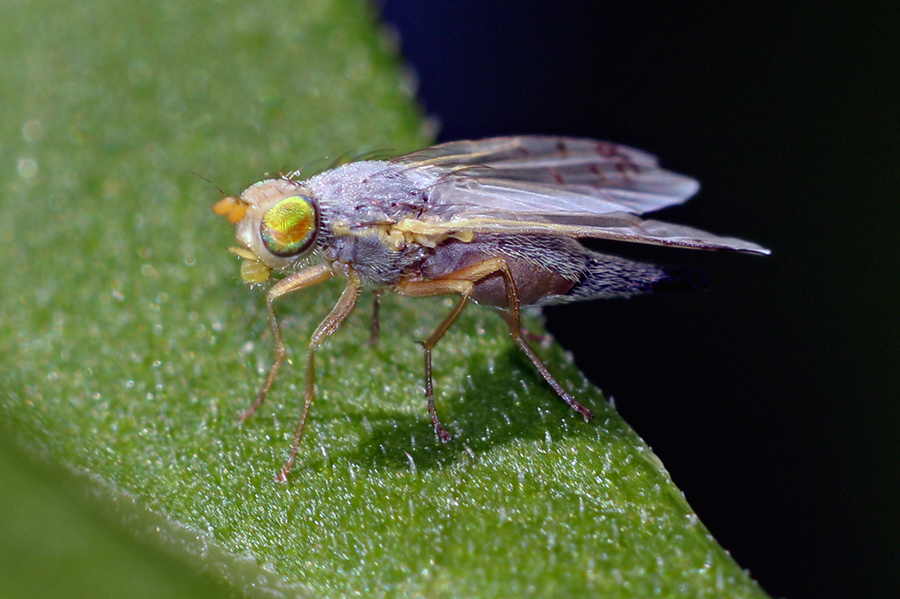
(392, 136), (769, 254)
(393, 136), (700, 216)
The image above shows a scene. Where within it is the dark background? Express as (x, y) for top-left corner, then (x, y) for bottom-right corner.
(379, 2), (899, 598)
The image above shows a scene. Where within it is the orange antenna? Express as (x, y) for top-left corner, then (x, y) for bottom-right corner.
(195, 173), (249, 224)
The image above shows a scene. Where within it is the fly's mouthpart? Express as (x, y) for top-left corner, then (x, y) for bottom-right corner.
(212, 195), (250, 224)
(228, 246), (272, 283)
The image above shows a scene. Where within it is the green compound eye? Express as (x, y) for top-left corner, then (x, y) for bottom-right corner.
(260, 195), (318, 257)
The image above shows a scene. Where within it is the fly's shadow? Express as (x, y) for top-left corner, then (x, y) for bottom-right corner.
(314, 346), (604, 472)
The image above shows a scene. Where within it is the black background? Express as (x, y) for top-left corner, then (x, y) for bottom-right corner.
(379, 2), (899, 598)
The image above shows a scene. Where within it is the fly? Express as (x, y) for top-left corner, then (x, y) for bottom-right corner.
(212, 136), (769, 481)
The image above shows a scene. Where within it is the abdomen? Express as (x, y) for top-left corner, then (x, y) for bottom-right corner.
(418, 234), (688, 307)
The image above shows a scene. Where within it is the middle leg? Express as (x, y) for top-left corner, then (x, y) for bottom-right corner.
(396, 257), (526, 440)
(397, 256), (593, 441)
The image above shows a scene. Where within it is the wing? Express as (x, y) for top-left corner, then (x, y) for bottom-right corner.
(393, 136), (700, 216)
(392, 136), (770, 255)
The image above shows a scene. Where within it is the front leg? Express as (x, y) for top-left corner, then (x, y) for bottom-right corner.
(277, 275), (360, 482)
(239, 263), (334, 422)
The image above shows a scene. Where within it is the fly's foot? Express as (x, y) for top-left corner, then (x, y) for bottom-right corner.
(562, 392), (593, 422)
(434, 421), (453, 443)
(275, 465), (291, 483)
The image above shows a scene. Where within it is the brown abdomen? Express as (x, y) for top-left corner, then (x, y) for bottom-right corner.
(417, 236), (579, 307)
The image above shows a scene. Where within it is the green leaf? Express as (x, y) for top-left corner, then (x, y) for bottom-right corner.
(0, 0), (768, 597)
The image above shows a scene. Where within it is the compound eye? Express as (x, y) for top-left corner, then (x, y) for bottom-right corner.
(260, 195), (318, 257)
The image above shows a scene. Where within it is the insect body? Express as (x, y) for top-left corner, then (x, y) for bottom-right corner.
(212, 136), (769, 481)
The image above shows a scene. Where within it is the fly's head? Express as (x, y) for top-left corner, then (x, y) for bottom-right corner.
(212, 178), (320, 284)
